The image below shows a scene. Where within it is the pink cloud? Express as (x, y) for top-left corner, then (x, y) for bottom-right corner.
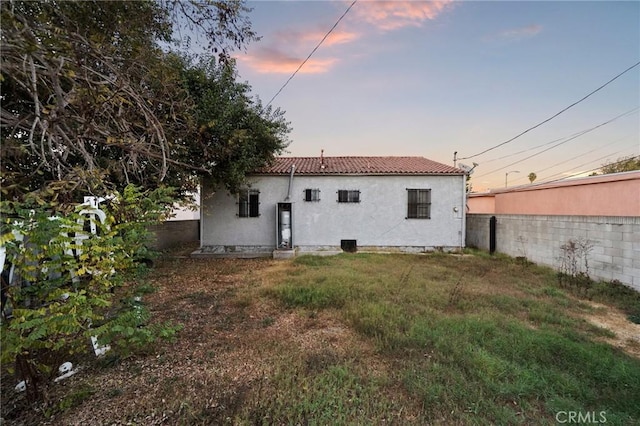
(274, 28), (360, 47)
(239, 27), (358, 75)
(237, 2), (456, 74)
(239, 48), (337, 74)
(352, 1), (454, 31)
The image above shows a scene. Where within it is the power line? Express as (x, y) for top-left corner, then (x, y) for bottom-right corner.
(458, 60), (640, 160)
(544, 149), (638, 179)
(511, 144), (633, 184)
(265, 0), (358, 107)
(473, 107), (639, 179)
(481, 108), (638, 165)
(517, 154), (640, 188)
(507, 136), (634, 184)
(489, 154), (639, 192)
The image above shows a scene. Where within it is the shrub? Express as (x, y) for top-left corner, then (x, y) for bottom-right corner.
(0, 186), (179, 401)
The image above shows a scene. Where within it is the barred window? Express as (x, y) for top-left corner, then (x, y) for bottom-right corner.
(238, 189), (260, 217)
(337, 190), (360, 203)
(407, 189), (431, 219)
(304, 188), (321, 202)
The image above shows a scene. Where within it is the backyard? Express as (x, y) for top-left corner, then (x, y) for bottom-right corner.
(2, 250), (640, 425)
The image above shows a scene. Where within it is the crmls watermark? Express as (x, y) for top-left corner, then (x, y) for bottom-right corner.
(556, 411), (607, 424)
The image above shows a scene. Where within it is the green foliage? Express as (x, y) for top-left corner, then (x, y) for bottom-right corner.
(1, 0), (283, 203)
(109, 185), (176, 263)
(599, 155), (640, 174)
(0, 185), (179, 400)
(180, 58), (290, 193)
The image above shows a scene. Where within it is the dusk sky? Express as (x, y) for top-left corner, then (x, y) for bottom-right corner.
(230, 1), (639, 191)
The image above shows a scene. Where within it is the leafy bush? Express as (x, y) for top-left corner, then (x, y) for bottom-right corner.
(1, 185), (180, 401)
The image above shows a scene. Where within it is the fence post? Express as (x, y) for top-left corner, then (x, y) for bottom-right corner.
(489, 216), (497, 254)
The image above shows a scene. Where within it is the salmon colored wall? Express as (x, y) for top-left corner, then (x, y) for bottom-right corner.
(468, 172), (640, 216)
(467, 194), (495, 214)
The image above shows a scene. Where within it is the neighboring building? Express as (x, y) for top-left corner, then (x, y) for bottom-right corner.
(198, 156), (466, 257)
(168, 191), (200, 221)
(467, 171), (640, 216)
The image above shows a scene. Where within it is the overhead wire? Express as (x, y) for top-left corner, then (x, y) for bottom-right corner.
(512, 154), (640, 188)
(506, 135), (635, 184)
(536, 152), (639, 183)
(480, 107), (639, 165)
(458, 60), (640, 160)
(472, 107), (639, 179)
(265, 0), (358, 107)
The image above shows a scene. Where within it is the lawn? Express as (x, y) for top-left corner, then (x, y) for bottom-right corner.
(2, 250), (640, 425)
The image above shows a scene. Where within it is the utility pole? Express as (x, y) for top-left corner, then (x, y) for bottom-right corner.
(505, 170), (520, 187)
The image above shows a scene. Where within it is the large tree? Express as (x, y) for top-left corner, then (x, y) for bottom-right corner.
(1, 0), (288, 204)
(1, 1), (289, 401)
(180, 57), (290, 193)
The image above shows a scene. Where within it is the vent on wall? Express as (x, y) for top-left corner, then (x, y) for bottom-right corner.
(341, 240), (357, 253)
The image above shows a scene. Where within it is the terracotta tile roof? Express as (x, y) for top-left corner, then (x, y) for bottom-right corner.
(256, 156), (464, 175)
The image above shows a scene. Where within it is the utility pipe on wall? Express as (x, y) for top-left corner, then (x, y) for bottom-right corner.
(460, 173), (467, 250)
(285, 164), (296, 201)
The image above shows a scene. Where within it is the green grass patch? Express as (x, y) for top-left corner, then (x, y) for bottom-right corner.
(242, 359), (406, 425)
(264, 253), (640, 424)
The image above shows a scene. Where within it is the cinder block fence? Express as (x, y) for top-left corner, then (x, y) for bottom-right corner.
(148, 220), (200, 250)
(466, 214), (640, 292)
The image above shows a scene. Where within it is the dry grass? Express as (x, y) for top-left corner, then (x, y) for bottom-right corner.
(582, 302), (640, 358)
(2, 251), (639, 425)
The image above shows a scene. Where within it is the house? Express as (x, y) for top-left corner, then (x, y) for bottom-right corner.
(197, 156), (467, 258)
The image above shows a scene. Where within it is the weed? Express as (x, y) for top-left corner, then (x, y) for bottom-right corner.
(56, 385), (96, 412)
(447, 274), (465, 309)
(234, 293), (252, 308)
(305, 349), (340, 374)
(261, 316), (275, 327)
(516, 235), (530, 267)
(557, 238), (594, 294)
(106, 387), (123, 398)
(293, 255), (332, 267)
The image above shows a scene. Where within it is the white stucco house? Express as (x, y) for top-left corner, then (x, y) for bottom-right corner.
(196, 156), (467, 258)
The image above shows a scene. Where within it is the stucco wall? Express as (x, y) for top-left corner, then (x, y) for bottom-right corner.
(466, 214), (640, 291)
(201, 174), (465, 254)
(467, 194), (495, 214)
(468, 171), (640, 216)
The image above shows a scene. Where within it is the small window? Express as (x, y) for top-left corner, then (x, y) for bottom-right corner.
(337, 190), (360, 203)
(238, 189), (260, 217)
(304, 188), (321, 202)
(407, 189), (431, 219)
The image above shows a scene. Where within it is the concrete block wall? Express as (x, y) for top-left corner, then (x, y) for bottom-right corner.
(148, 220), (200, 250)
(466, 214), (640, 291)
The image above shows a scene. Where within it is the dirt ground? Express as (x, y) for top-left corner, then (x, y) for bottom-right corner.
(2, 255), (399, 425)
(1, 252), (638, 425)
(583, 301), (640, 358)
